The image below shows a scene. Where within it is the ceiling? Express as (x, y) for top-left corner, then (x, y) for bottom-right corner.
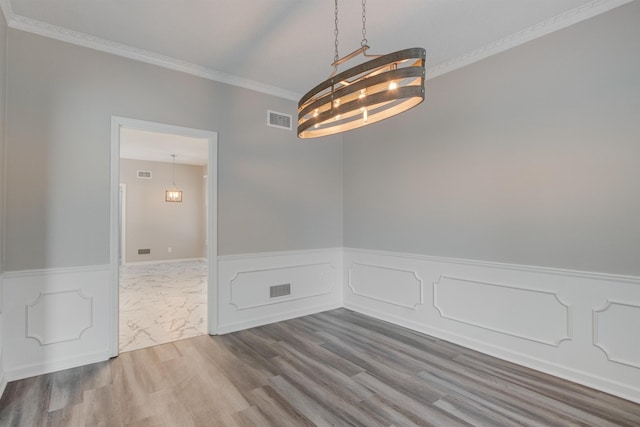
(3, 0), (632, 101)
(119, 128), (209, 166)
(1, 0), (632, 160)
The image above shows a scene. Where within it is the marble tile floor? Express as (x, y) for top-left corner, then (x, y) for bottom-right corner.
(119, 259), (207, 353)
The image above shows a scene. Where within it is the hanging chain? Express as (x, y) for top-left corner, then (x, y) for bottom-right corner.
(171, 154), (176, 185)
(334, 0), (339, 63)
(361, 0), (368, 47)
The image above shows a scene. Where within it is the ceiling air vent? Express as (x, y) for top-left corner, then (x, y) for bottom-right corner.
(267, 110), (292, 131)
(137, 170), (152, 179)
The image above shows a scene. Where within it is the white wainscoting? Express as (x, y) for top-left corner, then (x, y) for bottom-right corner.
(2, 265), (112, 381)
(0, 272), (5, 398)
(343, 247), (640, 404)
(217, 248), (343, 333)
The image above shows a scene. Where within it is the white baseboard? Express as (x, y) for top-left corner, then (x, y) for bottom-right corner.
(123, 257), (206, 266)
(0, 373), (6, 399)
(217, 301), (342, 334)
(0, 272), (4, 399)
(4, 350), (112, 382)
(343, 247), (640, 404)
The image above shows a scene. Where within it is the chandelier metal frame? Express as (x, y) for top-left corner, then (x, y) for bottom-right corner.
(297, 0), (426, 139)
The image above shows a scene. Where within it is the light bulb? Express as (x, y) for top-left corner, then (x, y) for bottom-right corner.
(389, 81), (398, 90)
(359, 89), (366, 99)
(313, 109), (319, 117)
(361, 107), (368, 123)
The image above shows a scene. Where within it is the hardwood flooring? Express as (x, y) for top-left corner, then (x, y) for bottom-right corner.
(1, 308), (638, 426)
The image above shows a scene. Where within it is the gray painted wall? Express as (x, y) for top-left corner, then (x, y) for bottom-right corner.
(0, 4), (5, 274)
(4, 30), (343, 270)
(0, 5), (6, 389)
(343, 2), (640, 276)
(120, 159), (205, 263)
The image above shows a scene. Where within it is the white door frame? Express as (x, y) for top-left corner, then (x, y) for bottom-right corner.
(119, 183), (127, 265)
(109, 116), (218, 357)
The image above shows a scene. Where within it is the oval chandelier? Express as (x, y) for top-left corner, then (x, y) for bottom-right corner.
(298, 0), (426, 139)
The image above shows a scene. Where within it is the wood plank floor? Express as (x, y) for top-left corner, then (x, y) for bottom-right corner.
(1, 308), (638, 426)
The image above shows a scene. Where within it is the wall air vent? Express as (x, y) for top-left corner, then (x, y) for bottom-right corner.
(138, 248), (151, 255)
(270, 283), (291, 298)
(137, 170), (152, 179)
(267, 110), (292, 131)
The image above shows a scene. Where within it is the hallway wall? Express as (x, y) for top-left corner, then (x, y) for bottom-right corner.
(120, 159), (205, 263)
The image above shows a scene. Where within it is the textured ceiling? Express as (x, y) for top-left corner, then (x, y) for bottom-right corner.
(4, 0), (632, 100)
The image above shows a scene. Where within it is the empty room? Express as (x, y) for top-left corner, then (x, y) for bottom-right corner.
(0, 0), (639, 426)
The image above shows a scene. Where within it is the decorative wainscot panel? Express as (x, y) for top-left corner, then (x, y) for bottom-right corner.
(26, 290), (93, 346)
(217, 249), (342, 333)
(433, 275), (571, 346)
(343, 247), (640, 403)
(593, 300), (640, 369)
(348, 263), (423, 310)
(2, 265), (112, 380)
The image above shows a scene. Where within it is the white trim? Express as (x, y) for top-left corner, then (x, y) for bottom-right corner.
(0, 374), (6, 400)
(216, 302), (342, 335)
(0, 0), (12, 21)
(229, 262), (336, 310)
(3, 12), (299, 101)
(5, 349), (111, 382)
(119, 184), (126, 265)
(344, 247), (640, 284)
(426, 0), (634, 79)
(2, 265), (112, 381)
(343, 247), (640, 404)
(347, 262), (424, 310)
(1, 246), (639, 403)
(0, 271), (4, 399)
(123, 257), (207, 266)
(0, 0), (632, 101)
(2, 264), (110, 279)
(26, 289), (93, 346)
(217, 247), (343, 262)
(217, 248), (343, 333)
(593, 300), (640, 369)
(432, 275), (572, 347)
(110, 117), (218, 357)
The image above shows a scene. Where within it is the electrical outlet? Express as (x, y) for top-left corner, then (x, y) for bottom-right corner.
(168, 247), (172, 253)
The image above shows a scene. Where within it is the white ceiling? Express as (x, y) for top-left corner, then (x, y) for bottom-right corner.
(3, 0), (632, 101)
(120, 128), (209, 165)
(1, 0), (632, 159)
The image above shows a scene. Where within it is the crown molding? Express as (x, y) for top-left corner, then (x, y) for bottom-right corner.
(0, 0), (633, 99)
(0, 0), (12, 23)
(2, 10), (301, 101)
(426, 0), (634, 79)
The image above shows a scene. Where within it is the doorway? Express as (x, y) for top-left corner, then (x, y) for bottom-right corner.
(110, 117), (218, 357)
